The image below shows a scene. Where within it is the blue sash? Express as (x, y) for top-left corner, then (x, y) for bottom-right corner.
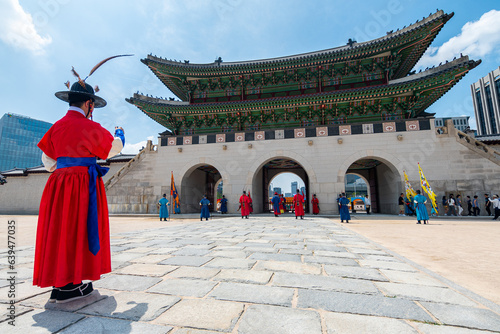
(56, 157), (109, 255)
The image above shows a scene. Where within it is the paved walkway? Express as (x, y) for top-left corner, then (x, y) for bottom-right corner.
(1, 216), (500, 333)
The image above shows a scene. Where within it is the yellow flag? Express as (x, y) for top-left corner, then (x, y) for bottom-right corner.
(403, 171), (417, 201)
(418, 163), (438, 213)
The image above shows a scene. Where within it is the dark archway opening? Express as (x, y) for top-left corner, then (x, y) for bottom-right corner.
(180, 164), (221, 213)
(345, 158), (401, 214)
(255, 158), (309, 214)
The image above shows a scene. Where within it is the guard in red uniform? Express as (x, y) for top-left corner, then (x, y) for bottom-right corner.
(239, 190), (251, 219)
(293, 189), (305, 219)
(311, 194), (320, 215)
(33, 78), (124, 303)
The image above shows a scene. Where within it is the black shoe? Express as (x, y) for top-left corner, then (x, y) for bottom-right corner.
(56, 282), (93, 304)
(300, 216), (303, 219)
(48, 288), (59, 303)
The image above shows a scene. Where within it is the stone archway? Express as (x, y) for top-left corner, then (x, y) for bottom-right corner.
(251, 158), (310, 214)
(180, 164), (222, 213)
(343, 158), (402, 214)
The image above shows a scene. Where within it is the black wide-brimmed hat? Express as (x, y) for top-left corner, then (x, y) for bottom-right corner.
(55, 81), (107, 108)
(55, 55), (133, 109)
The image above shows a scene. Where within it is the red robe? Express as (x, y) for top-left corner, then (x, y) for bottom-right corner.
(279, 197), (286, 213)
(293, 193), (305, 217)
(33, 110), (114, 288)
(312, 197), (319, 214)
(239, 194), (251, 217)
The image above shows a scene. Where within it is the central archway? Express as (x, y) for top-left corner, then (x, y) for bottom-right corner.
(252, 158), (310, 213)
(180, 164), (222, 213)
(344, 158), (402, 213)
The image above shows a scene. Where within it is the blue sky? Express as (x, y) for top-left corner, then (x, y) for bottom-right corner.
(1, 0), (499, 160)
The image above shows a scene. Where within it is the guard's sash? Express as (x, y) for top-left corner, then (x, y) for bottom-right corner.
(56, 157), (109, 255)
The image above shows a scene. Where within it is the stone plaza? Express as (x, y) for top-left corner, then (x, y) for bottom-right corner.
(1, 215), (500, 333)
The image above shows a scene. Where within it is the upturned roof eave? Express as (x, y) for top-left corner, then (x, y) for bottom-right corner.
(144, 10), (450, 71)
(128, 56), (477, 115)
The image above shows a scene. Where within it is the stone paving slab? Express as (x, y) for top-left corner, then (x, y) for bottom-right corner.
(324, 264), (389, 281)
(237, 304), (322, 334)
(323, 311), (419, 333)
(247, 252), (301, 262)
(159, 256), (213, 267)
(94, 274), (162, 291)
(129, 254), (172, 264)
(297, 289), (435, 322)
(0, 309), (84, 333)
(147, 278), (217, 297)
(272, 272), (380, 294)
(0, 281), (50, 303)
(60, 316), (172, 333)
(312, 250), (359, 258)
(20, 289), (110, 312)
(413, 322), (496, 333)
(375, 282), (479, 306)
(153, 299), (244, 331)
(113, 263), (178, 277)
(378, 269), (447, 287)
(209, 282), (294, 307)
(167, 266), (220, 279)
(303, 255), (359, 266)
(358, 259), (419, 272)
(420, 302), (500, 332)
(78, 291), (180, 321)
(171, 248), (212, 256)
(204, 258), (256, 269)
(213, 268), (272, 284)
(208, 250), (248, 258)
(253, 260), (322, 275)
(0, 304), (32, 323)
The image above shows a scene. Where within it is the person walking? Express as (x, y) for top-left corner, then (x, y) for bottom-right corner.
(34, 78), (124, 303)
(447, 194), (457, 216)
(472, 195), (480, 216)
(489, 194), (500, 220)
(466, 196), (473, 216)
(364, 194), (371, 214)
(485, 194), (492, 216)
(339, 193), (351, 223)
(272, 192), (281, 217)
(293, 189), (305, 219)
(414, 190), (429, 224)
(456, 194), (463, 216)
(398, 193), (405, 216)
(220, 195), (228, 214)
(158, 194), (170, 221)
(442, 195), (448, 215)
(200, 195), (210, 221)
(239, 190), (251, 219)
(311, 194), (320, 215)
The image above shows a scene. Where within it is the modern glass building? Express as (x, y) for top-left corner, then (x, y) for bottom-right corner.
(434, 116), (470, 132)
(0, 113), (53, 172)
(471, 66), (500, 136)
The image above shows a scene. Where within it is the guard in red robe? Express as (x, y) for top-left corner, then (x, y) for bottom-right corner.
(279, 194), (286, 214)
(239, 191), (251, 219)
(293, 190), (305, 219)
(33, 79), (123, 303)
(311, 194), (320, 215)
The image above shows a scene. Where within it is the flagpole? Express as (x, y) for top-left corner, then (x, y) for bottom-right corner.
(169, 171), (173, 222)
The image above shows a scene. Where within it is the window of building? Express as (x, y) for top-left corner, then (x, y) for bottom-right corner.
(476, 91), (487, 135)
(485, 85), (497, 133)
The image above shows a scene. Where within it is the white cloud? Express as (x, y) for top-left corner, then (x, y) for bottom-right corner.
(0, 0), (52, 54)
(122, 136), (155, 154)
(416, 10), (500, 68)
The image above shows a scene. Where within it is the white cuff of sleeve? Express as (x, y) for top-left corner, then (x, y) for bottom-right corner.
(42, 153), (57, 172)
(107, 137), (124, 159)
